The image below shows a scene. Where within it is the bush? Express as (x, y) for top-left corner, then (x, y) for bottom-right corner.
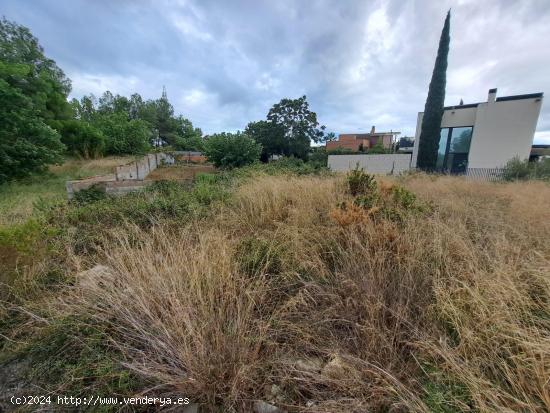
(308, 147), (328, 167)
(327, 147), (357, 155)
(332, 166), (425, 225)
(503, 157), (550, 181)
(96, 113), (151, 155)
(368, 142), (390, 154)
(58, 120), (105, 159)
(204, 132), (261, 168)
(502, 157), (532, 181)
(72, 184), (107, 205)
(346, 165), (377, 196)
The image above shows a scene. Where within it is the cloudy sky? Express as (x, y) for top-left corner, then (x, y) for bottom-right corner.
(3, 0), (550, 142)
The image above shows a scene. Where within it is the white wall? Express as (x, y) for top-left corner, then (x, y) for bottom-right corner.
(328, 154), (412, 174)
(442, 106), (477, 128)
(468, 99), (542, 168)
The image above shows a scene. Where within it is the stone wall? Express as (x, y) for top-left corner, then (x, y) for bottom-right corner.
(327, 154), (412, 174)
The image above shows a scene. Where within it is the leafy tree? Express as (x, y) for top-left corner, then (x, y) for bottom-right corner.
(0, 17), (71, 121)
(325, 131), (337, 141)
(155, 87), (178, 145)
(58, 120), (105, 159)
(417, 11), (450, 170)
(244, 120), (286, 162)
(0, 18), (69, 182)
(266, 95), (326, 160)
(203, 132), (261, 168)
(0, 64), (64, 183)
(96, 113), (150, 155)
(172, 116), (203, 150)
(368, 142), (388, 154)
(71, 95), (97, 122)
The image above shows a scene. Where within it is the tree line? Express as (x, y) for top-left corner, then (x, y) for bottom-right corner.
(1, 17), (334, 182)
(0, 17), (201, 184)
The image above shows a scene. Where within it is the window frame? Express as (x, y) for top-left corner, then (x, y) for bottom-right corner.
(438, 125), (474, 173)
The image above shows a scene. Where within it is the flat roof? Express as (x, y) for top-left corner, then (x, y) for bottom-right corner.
(496, 92), (543, 102)
(340, 132), (401, 136)
(441, 92), (543, 111)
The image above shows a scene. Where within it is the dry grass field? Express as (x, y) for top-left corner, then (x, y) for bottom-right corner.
(59, 172), (550, 412)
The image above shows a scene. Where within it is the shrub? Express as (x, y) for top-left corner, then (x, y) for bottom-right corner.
(308, 147), (328, 167)
(72, 184), (107, 205)
(58, 120), (105, 159)
(503, 157), (550, 181)
(336, 168), (424, 225)
(204, 132), (261, 168)
(502, 157), (532, 181)
(346, 165), (377, 196)
(368, 142), (390, 154)
(96, 113), (151, 155)
(327, 147), (357, 155)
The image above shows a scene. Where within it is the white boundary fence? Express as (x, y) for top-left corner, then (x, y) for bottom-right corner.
(464, 168), (505, 181)
(328, 154), (412, 175)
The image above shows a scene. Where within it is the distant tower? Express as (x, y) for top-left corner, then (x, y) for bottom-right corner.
(459, 98), (464, 105)
(162, 85), (168, 100)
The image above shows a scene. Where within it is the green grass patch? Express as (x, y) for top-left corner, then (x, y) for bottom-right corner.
(421, 364), (472, 413)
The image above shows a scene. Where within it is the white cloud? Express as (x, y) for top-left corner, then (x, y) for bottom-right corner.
(534, 131), (550, 145)
(68, 73), (142, 99)
(4, 0), (548, 137)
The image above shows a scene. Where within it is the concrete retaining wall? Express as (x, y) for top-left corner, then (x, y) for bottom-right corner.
(114, 153), (174, 180)
(328, 154), (412, 174)
(173, 151), (207, 163)
(67, 152), (175, 199)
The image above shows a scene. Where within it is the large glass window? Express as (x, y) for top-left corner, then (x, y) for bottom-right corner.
(437, 126), (473, 173)
(449, 127), (472, 154)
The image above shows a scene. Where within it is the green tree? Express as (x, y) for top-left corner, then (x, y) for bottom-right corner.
(417, 11), (451, 170)
(0, 17), (72, 123)
(0, 64), (64, 183)
(155, 87), (178, 145)
(244, 120), (286, 162)
(0, 18), (69, 182)
(368, 142), (388, 154)
(96, 113), (150, 155)
(58, 120), (105, 159)
(267, 95), (326, 160)
(172, 116), (203, 150)
(71, 95), (97, 122)
(204, 132), (261, 168)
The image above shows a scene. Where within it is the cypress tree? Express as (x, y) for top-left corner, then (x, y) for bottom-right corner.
(417, 11), (451, 170)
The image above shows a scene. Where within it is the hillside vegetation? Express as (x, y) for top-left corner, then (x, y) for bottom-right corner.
(1, 165), (549, 412)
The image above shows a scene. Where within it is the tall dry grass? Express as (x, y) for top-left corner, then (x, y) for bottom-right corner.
(63, 174), (550, 412)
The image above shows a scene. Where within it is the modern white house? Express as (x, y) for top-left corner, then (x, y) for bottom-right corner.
(411, 88), (544, 173)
